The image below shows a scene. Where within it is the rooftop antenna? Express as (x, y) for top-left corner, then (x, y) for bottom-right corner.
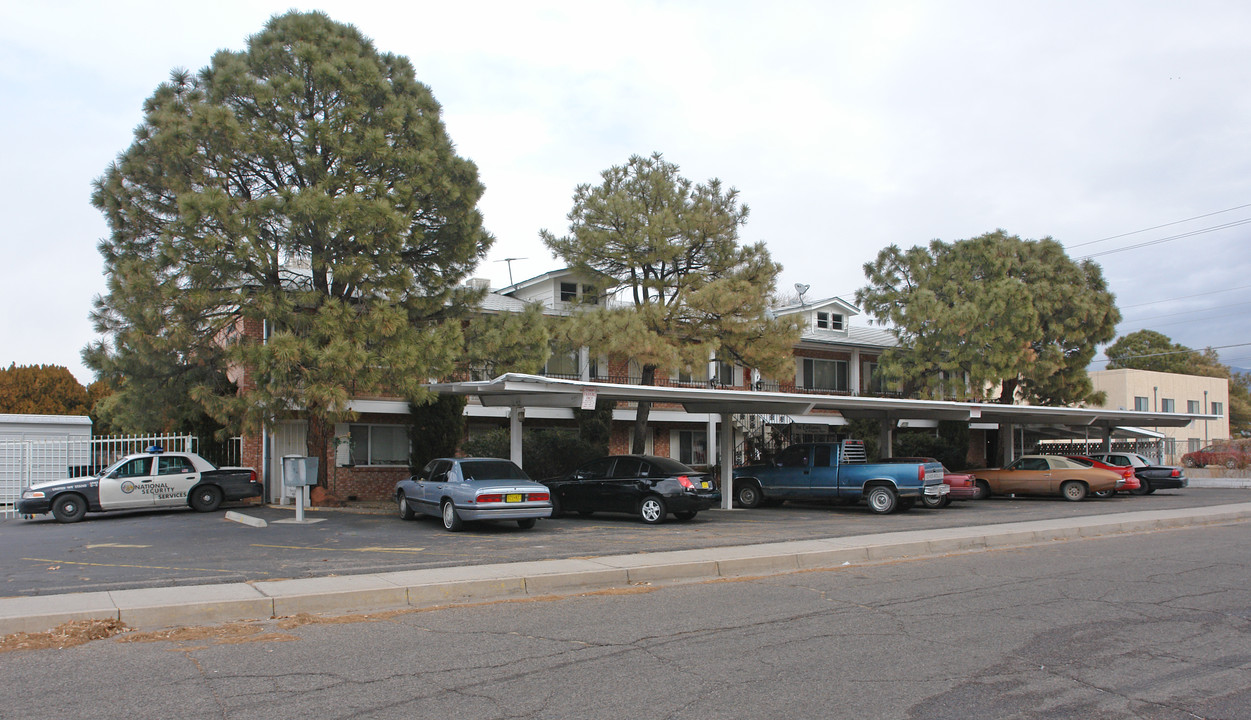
(496, 257), (528, 287)
(794, 283), (810, 306)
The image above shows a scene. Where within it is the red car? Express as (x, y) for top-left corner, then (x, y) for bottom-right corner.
(1066, 455), (1138, 497)
(882, 457), (977, 508)
(1180, 443), (1251, 469)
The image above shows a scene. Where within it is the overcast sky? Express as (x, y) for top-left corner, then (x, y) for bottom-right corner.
(4, 0), (1251, 385)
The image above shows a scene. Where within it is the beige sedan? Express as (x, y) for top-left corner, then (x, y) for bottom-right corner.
(971, 455), (1121, 501)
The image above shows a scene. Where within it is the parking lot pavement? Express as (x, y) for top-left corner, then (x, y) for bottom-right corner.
(1, 487), (1248, 599)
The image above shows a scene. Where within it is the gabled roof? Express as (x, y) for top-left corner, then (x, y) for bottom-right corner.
(498, 267), (615, 296)
(799, 325), (899, 349)
(772, 296), (860, 317)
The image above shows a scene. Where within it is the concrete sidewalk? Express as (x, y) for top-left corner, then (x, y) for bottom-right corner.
(3, 502), (1250, 636)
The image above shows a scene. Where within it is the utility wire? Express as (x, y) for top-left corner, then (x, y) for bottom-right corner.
(1120, 284), (1251, 309)
(1078, 218), (1251, 260)
(1065, 202), (1251, 249)
(1091, 341), (1251, 364)
(1121, 299), (1251, 324)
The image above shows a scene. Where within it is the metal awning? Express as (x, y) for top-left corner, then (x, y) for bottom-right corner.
(428, 373), (1207, 430)
(427, 373), (1213, 511)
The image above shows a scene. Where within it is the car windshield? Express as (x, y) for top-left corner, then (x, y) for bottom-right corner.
(1068, 457), (1094, 467)
(460, 460), (530, 481)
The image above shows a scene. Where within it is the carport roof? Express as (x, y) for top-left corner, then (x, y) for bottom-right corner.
(427, 373), (1208, 431)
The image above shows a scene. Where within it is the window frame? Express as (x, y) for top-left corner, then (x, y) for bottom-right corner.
(348, 423), (410, 467)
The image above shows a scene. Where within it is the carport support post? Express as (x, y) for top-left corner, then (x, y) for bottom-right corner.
(720, 412), (734, 510)
(1101, 426), (1113, 453)
(879, 419), (893, 458)
(509, 406), (524, 468)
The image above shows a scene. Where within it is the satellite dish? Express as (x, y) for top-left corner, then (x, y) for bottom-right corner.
(794, 283), (810, 305)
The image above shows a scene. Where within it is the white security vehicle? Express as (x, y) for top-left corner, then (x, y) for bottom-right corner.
(17, 447), (261, 523)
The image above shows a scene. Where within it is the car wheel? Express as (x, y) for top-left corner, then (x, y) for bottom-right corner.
(865, 486), (898, 514)
(1129, 479), (1150, 496)
(190, 485), (223, 512)
(1093, 489), (1116, 498)
(441, 501), (464, 531)
(1225, 458), (1238, 469)
(735, 481), (763, 509)
(639, 495), (667, 524)
(398, 493), (416, 520)
(517, 518), (537, 529)
(51, 493), (87, 523)
(1145, 487), (1157, 495)
(973, 480), (991, 500)
(549, 494), (563, 518)
(1183, 457), (1196, 468)
(920, 493), (946, 509)
(1061, 481), (1088, 502)
(674, 511), (698, 521)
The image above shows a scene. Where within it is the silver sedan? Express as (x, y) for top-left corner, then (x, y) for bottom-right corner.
(395, 458), (553, 531)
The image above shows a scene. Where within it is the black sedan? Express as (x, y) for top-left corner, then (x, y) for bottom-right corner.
(1088, 452), (1188, 494)
(542, 455), (720, 524)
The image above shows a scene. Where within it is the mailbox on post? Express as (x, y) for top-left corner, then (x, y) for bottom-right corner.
(281, 456), (319, 522)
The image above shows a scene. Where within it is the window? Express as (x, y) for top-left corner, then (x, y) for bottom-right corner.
(862, 360), (883, 394)
(114, 457), (152, 478)
(158, 456), (195, 475)
(1212, 402), (1224, 416)
(349, 424), (409, 466)
(1188, 400), (1201, 414)
(544, 346), (580, 377)
(1189, 438), (1201, 453)
(676, 430), (707, 465)
(1161, 398), (1175, 413)
(802, 358), (849, 392)
(814, 312), (844, 331)
(1133, 396), (1149, 411)
(776, 445), (809, 467)
(679, 361), (733, 386)
(559, 282), (598, 304)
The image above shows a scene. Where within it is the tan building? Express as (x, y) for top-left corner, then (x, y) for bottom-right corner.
(1088, 368), (1228, 463)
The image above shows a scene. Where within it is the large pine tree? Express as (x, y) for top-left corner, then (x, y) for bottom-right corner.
(542, 153), (799, 452)
(86, 12), (504, 482)
(856, 230), (1120, 406)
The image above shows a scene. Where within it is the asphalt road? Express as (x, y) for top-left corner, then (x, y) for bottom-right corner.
(4, 520), (1248, 719)
(2, 488), (1248, 598)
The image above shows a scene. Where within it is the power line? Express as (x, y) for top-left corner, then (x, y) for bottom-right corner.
(1091, 341), (1251, 364)
(1120, 299), (1251, 324)
(1065, 202), (1251, 250)
(1119, 284), (1251, 309)
(1078, 218), (1251, 260)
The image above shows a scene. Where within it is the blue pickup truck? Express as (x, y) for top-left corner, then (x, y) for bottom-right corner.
(732, 440), (947, 513)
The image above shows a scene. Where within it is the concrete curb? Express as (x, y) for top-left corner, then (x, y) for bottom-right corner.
(3, 502), (1250, 636)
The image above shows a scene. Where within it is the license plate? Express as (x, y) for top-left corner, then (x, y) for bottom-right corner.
(505, 494), (523, 503)
(700, 481), (711, 489)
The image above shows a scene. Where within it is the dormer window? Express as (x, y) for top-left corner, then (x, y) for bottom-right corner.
(559, 282), (599, 304)
(815, 311), (844, 330)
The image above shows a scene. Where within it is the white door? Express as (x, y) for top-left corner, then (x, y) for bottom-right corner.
(98, 456), (157, 509)
(270, 421), (308, 503)
(154, 454), (200, 507)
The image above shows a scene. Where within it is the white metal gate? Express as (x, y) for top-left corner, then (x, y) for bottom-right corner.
(1, 434), (195, 518)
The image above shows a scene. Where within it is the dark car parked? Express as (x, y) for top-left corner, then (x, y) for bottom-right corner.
(542, 455), (720, 524)
(1087, 452), (1188, 494)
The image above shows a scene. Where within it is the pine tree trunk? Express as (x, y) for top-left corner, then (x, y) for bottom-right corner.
(306, 413), (333, 488)
(631, 364), (657, 454)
